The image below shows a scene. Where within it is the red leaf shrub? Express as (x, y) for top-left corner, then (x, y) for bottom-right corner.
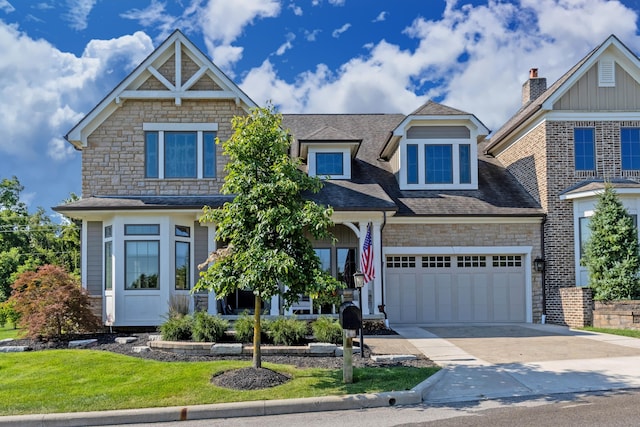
(9, 265), (102, 339)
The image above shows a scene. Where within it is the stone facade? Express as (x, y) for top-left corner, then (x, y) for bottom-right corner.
(593, 300), (640, 330)
(82, 99), (245, 198)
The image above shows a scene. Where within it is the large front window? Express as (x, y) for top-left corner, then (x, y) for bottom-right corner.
(143, 123), (217, 179)
(125, 241), (159, 289)
(622, 127), (640, 170)
(574, 128), (595, 171)
(402, 139), (476, 189)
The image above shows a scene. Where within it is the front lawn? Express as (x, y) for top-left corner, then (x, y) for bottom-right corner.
(581, 326), (640, 338)
(0, 325), (20, 340)
(0, 350), (438, 416)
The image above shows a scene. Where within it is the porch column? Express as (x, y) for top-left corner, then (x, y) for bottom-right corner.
(358, 222), (371, 315)
(372, 221), (383, 316)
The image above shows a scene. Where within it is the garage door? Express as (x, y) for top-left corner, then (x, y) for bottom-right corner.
(385, 254), (526, 323)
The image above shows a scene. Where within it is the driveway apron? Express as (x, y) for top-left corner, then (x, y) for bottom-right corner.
(393, 323), (640, 403)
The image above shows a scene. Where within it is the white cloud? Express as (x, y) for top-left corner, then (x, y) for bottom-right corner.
(328, 0), (345, 5)
(0, 0), (14, 13)
(240, 0), (640, 130)
(305, 29), (321, 41)
(275, 32), (296, 56)
(373, 11), (387, 22)
(332, 23), (351, 38)
(199, 0), (281, 71)
(64, 0), (97, 31)
(48, 137), (76, 161)
(0, 24), (153, 162)
(288, 2), (302, 16)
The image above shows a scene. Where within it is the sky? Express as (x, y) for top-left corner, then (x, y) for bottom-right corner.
(2, 0), (640, 220)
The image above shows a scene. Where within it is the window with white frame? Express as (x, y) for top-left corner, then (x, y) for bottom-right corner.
(124, 224), (160, 290)
(400, 125), (477, 190)
(104, 225), (113, 291)
(144, 123), (218, 179)
(308, 147), (351, 179)
(174, 225), (191, 290)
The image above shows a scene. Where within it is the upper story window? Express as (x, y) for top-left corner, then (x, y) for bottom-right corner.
(574, 128), (595, 171)
(316, 152), (344, 176)
(622, 127), (640, 170)
(307, 147), (352, 179)
(143, 123), (218, 179)
(400, 125), (477, 190)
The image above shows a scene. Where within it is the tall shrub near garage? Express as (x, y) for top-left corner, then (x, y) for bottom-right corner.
(9, 265), (102, 339)
(581, 184), (640, 300)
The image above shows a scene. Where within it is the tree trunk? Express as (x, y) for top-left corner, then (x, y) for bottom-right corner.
(253, 294), (262, 368)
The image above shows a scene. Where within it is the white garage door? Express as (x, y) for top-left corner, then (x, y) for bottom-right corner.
(385, 254), (526, 323)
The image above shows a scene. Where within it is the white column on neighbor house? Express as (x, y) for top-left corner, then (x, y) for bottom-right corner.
(206, 225), (218, 315)
(371, 221), (383, 316)
(270, 295), (279, 315)
(357, 222), (371, 316)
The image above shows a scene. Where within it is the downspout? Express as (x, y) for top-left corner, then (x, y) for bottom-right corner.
(378, 211), (388, 326)
(540, 215), (547, 324)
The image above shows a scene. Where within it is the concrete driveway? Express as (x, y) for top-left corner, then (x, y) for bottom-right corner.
(393, 323), (640, 403)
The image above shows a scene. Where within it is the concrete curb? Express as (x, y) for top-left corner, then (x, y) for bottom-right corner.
(0, 380), (434, 427)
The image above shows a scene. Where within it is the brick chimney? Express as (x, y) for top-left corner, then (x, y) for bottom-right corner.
(522, 68), (547, 105)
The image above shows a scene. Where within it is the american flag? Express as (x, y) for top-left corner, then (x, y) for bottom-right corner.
(361, 223), (375, 283)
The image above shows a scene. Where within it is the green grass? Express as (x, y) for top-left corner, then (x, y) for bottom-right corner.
(0, 325), (21, 340)
(581, 326), (640, 338)
(0, 350), (439, 416)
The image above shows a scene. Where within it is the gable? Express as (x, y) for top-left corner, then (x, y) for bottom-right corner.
(66, 30), (256, 149)
(554, 62), (640, 110)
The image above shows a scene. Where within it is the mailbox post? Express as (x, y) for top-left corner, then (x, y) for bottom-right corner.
(339, 300), (362, 384)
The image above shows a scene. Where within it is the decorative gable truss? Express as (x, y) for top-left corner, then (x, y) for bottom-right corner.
(66, 30), (256, 149)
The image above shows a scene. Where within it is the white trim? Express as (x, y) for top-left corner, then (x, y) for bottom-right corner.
(561, 187), (640, 200)
(546, 111), (640, 121)
(383, 245), (533, 323)
(384, 246), (531, 255)
(143, 123), (218, 131)
(308, 146), (352, 179)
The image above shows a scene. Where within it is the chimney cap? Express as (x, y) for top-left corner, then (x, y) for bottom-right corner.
(530, 68), (538, 78)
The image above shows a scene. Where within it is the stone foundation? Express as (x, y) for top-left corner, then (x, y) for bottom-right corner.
(593, 300), (640, 330)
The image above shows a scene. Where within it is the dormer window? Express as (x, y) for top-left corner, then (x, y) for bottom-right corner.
(316, 152), (344, 176)
(399, 125), (478, 190)
(308, 147), (351, 179)
(298, 126), (361, 180)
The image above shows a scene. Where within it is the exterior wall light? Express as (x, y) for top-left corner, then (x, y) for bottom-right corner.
(534, 257), (546, 272)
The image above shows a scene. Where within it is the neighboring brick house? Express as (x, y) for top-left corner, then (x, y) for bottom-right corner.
(486, 35), (640, 325)
(55, 30), (563, 327)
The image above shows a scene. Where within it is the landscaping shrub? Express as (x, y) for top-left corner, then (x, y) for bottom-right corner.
(9, 265), (102, 339)
(268, 316), (308, 346)
(160, 314), (193, 341)
(168, 294), (191, 318)
(312, 316), (342, 344)
(192, 311), (229, 342)
(232, 311), (271, 343)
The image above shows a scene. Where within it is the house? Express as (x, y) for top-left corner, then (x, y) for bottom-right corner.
(56, 30), (639, 328)
(485, 35), (640, 326)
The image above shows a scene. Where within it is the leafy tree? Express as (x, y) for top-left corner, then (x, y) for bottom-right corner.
(9, 265), (101, 339)
(0, 177), (80, 301)
(195, 105), (337, 368)
(582, 184), (640, 300)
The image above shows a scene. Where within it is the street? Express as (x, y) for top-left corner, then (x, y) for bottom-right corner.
(108, 389), (640, 427)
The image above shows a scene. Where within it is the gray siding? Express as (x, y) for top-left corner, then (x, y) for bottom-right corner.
(554, 63), (640, 110)
(194, 221), (209, 290)
(311, 224), (359, 246)
(407, 126), (470, 139)
(86, 221), (102, 295)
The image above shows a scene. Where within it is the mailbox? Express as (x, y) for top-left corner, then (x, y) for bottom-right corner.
(339, 302), (362, 331)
